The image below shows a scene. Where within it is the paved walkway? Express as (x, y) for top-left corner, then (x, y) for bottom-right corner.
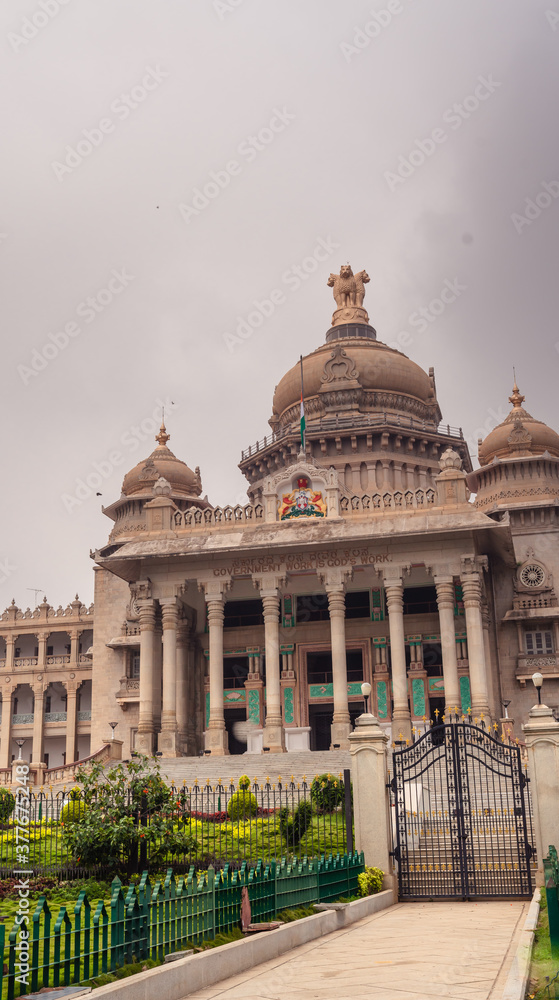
(180, 900), (527, 1000)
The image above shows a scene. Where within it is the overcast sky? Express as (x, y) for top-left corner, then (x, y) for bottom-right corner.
(1, 0), (558, 610)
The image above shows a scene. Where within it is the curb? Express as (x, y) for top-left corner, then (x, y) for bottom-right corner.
(500, 888), (541, 1000)
(91, 888), (395, 1000)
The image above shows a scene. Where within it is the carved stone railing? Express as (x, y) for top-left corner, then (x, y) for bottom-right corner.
(173, 504), (264, 530)
(14, 657), (38, 667)
(117, 677), (140, 700)
(12, 713), (34, 724)
(340, 488), (436, 515)
(46, 655), (71, 665)
(0, 659), (5, 668)
(77, 710), (91, 721)
(44, 712), (67, 723)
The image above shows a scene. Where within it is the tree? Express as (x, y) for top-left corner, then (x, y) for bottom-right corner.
(61, 755), (197, 874)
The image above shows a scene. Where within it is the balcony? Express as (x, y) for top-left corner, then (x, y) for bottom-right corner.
(46, 655), (71, 665)
(12, 714), (34, 724)
(77, 710), (91, 721)
(14, 658), (38, 668)
(516, 654), (559, 684)
(116, 676), (140, 704)
(44, 712), (67, 723)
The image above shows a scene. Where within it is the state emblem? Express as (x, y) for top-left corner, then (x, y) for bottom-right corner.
(279, 477), (327, 520)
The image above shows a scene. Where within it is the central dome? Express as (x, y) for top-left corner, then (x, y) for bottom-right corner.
(271, 333), (439, 431)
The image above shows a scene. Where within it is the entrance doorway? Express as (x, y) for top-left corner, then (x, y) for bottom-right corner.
(224, 708), (246, 755)
(308, 705), (332, 750)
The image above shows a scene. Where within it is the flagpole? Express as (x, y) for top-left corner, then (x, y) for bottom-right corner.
(299, 355), (306, 454)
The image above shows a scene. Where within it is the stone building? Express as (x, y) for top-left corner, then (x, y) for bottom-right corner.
(3, 265), (558, 769)
(0, 596), (93, 769)
(88, 266), (559, 759)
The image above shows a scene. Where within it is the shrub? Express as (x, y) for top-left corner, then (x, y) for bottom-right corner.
(60, 799), (87, 826)
(310, 773), (344, 812)
(227, 790), (258, 821)
(279, 799), (313, 847)
(238, 774), (251, 791)
(0, 788), (15, 823)
(357, 866), (384, 897)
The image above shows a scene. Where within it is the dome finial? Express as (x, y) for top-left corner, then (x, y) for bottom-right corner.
(509, 370), (525, 410)
(156, 421), (170, 448)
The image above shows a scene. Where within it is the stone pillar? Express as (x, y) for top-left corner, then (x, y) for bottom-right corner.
(460, 561), (490, 720)
(37, 633), (48, 671)
(434, 577), (461, 715)
(522, 704), (559, 884)
(348, 713), (394, 892)
(175, 618), (189, 754)
(261, 591), (285, 753)
(5, 636), (16, 672)
(152, 620), (163, 733)
(69, 630), (80, 668)
(0, 689), (13, 768)
(204, 584), (228, 755)
(30, 684), (45, 766)
(481, 600), (497, 719)
(136, 600), (157, 755)
(65, 682), (78, 763)
(326, 586), (351, 748)
(159, 598), (180, 757)
(384, 577), (412, 740)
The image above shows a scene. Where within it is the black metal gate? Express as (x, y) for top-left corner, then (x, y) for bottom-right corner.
(391, 718), (535, 900)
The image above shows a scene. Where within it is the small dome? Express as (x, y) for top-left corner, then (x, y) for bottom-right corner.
(272, 338), (437, 427)
(478, 382), (559, 466)
(121, 423), (202, 499)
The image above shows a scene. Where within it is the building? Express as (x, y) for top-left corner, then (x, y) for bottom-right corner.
(2, 264), (558, 768)
(89, 265), (559, 759)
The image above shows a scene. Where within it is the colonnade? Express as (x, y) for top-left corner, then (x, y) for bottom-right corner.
(133, 555), (493, 756)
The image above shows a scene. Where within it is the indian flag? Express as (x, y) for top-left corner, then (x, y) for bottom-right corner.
(299, 356), (306, 450)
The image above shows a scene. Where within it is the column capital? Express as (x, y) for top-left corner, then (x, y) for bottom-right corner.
(200, 579), (231, 602)
(460, 575), (482, 607)
(160, 598), (179, 629)
(261, 593), (281, 622)
(460, 554), (488, 578)
(317, 567), (353, 591)
(434, 578), (455, 608)
(137, 599), (156, 630)
(130, 578), (153, 601)
(252, 572), (286, 598)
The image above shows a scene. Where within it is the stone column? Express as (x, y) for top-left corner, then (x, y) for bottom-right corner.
(460, 560), (490, 720)
(152, 620), (163, 733)
(65, 682), (78, 763)
(30, 684), (45, 766)
(481, 600), (497, 719)
(5, 636), (16, 672)
(69, 629), (80, 668)
(136, 600), (157, 755)
(522, 704), (559, 884)
(37, 633), (48, 671)
(261, 591), (285, 753)
(326, 586), (351, 748)
(175, 618), (189, 754)
(0, 689), (13, 768)
(384, 577), (412, 740)
(349, 713), (394, 891)
(204, 583), (229, 755)
(434, 577), (461, 715)
(159, 598), (180, 757)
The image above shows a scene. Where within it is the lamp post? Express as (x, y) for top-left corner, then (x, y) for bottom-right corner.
(532, 672), (543, 705)
(502, 700), (511, 719)
(361, 681), (372, 715)
(108, 721), (118, 740)
(15, 739), (26, 761)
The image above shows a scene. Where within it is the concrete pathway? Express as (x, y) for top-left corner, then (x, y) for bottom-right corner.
(180, 900), (527, 1000)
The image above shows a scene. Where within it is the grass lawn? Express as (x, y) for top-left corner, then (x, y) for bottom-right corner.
(528, 893), (559, 998)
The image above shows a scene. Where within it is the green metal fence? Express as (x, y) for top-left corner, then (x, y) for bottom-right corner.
(0, 851), (364, 999)
(544, 845), (559, 963)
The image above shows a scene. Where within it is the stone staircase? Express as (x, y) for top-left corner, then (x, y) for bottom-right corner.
(156, 750), (352, 789)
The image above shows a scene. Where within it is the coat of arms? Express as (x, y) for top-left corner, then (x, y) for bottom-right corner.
(279, 478), (327, 520)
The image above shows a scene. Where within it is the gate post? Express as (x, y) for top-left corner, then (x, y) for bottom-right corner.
(349, 713), (394, 893)
(522, 704), (559, 884)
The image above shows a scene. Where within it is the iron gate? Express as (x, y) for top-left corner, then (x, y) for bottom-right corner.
(391, 718), (535, 900)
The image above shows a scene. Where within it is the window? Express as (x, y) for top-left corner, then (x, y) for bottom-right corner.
(45, 696), (51, 713)
(15, 649), (20, 658)
(223, 600), (263, 629)
(525, 630), (554, 655)
(131, 654), (140, 678)
(223, 656), (249, 688)
(296, 593), (329, 623)
(47, 646), (53, 656)
(345, 591), (371, 619)
(403, 587), (438, 615)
